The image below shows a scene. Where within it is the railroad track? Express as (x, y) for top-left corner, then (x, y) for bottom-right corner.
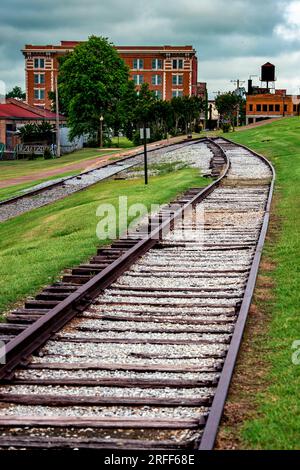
(0, 138), (209, 223)
(0, 138), (274, 450)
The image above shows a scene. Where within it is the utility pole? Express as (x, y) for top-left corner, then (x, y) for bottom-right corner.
(99, 115), (104, 148)
(231, 79), (245, 127)
(143, 124), (148, 185)
(55, 77), (61, 157)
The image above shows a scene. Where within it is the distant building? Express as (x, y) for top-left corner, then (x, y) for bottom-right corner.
(207, 100), (220, 129)
(196, 82), (207, 100)
(0, 98), (65, 151)
(246, 62), (300, 124)
(246, 92), (300, 125)
(22, 42), (200, 108)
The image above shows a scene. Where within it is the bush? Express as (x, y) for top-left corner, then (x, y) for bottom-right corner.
(86, 139), (99, 148)
(43, 147), (53, 159)
(222, 123), (231, 133)
(132, 131), (142, 146)
(151, 129), (165, 143)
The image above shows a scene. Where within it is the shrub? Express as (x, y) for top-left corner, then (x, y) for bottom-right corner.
(43, 147), (53, 159)
(222, 123), (231, 133)
(132, 131), (141, 146)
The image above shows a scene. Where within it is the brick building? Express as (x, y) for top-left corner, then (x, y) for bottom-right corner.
(246, 91), (300, 125)
(22, 42), (201, 108)
(246, 63), (300, 124)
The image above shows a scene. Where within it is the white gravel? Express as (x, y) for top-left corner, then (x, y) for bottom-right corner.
(0, 404), (209, 419)
(39, 341), (229, 360)
(15, 369), (219, 382)
(75, 319), (235, 333)
(0, 384), (215, 399)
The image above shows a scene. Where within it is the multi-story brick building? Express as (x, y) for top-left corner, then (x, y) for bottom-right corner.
(22, 42), (200, 108)
(246, 91), (300, 125)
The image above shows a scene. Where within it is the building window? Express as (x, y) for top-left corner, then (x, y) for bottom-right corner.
(34, 88), (45, 100)
(155, 90), (162, 99)
(172, 90), (183, 97)
(34, 73), (45, 85)
(133, 59), (144, 70)
(263, 104), (268, 112)
(152, 59), (162, 70)
(34, 58), (45, 69)
(152, 75), (162, 86)
(256, 104), (262, 112)
(172, 59), (183, 69)
(284, 104), (288, 112)
(249, 104), (253, 111)
(293, 104), (297, 112)
(275, 104), (280, 112)
(172, 74), (183, 86)
(133, 75), (144, 85)
(269, 104), (274, 112)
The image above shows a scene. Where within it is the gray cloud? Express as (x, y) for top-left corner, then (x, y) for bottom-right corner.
(0, 0), (299, 97)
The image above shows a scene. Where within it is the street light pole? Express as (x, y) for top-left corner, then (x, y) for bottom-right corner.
(55, 77), (61, 157)
(99, 115), (104, 148)
(143, 123), (148, 185)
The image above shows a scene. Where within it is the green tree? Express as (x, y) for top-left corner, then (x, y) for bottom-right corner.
(181, 96), (203, 134)
(215, 92), (241, 131)
(170, 97), (184, 135)
(58, 36), (130, 142)
(6, 86), (26, 100)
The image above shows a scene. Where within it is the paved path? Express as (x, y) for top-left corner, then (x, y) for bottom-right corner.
(0, 137), (186, 190)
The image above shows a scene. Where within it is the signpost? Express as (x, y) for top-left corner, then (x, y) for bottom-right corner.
(140, 126), (150, 185)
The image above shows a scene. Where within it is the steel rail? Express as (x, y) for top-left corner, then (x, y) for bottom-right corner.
(199, 137), (275, 450)
(0, 138), (229, 381)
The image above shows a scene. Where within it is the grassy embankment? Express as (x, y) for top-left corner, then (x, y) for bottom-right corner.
(0, 167), (210, 318)
(0, 138), (135, 201)
(217, 117), (300, 450)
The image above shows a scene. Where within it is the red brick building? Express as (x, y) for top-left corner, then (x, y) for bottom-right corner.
(22, 42), (200, 108)
(246, 91), (300, 125)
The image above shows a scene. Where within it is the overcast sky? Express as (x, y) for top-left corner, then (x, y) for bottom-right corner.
(1, 0), (300, 98)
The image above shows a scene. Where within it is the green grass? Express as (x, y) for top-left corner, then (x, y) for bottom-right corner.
(128, 161), (189, 176)
(111, 136), (135, 148)
(0, 168), (209, 316)
(227, 117), (300, 449)
(0, 171), (79, 202)
(0, 147), (130, 182)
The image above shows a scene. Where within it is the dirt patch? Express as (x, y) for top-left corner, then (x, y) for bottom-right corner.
(215, 194), (281, 450)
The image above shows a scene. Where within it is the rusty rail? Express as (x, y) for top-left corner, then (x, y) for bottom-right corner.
(199, 136), (275, 450)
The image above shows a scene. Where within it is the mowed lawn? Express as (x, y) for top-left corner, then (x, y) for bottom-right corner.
(0, 171), (80, 202)
(224, 117), (300, 449)
(0, 138), (133, 180)
(0, 168), (209, 317)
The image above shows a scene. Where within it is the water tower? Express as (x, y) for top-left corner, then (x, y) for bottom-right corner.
(261, 62), (276, 93)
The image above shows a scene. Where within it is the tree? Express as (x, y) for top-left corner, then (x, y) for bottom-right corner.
(181, 96), (203, 134)
(18, 122), (54, 143)
(215, 92), (241, 131)
(170, 97), (184, 135)
(170, 96), (203, 135)
(58, 36), (130, 142)
(6, 86), (26, 100)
